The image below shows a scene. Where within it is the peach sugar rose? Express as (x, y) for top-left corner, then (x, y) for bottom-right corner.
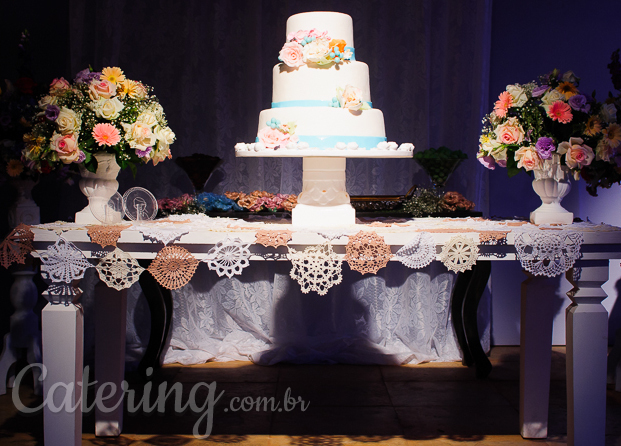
(258, 127), (291, 149)
(279, 42), (305, 68)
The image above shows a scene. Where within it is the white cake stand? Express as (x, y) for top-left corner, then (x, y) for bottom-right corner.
(236, 148), (413, 227)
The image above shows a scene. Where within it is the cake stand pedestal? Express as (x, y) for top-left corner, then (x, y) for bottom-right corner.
(235, 148), (413, 227)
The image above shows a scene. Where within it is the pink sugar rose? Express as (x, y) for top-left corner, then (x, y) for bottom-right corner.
(308, 28), (329, 39)
(494, 117), (525, 145)
(514, 146), (543, 171)
(258, 126), (290, 149)
(279, 42), (305, 68)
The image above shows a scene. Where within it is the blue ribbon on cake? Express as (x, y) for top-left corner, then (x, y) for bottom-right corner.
(255, 135), (386, 149)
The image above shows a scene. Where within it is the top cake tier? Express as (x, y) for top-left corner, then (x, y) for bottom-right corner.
(286, 12), (354, 48)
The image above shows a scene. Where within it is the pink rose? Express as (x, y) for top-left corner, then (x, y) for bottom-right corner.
(564, 143), (594, 169)
(50, 132), (81, 163)
(279, 42), (305, 68)
(49, 77), (70, 94)
(308, 28), (329, 39)
(258, 127), (290, 149)
(494, 117), (525, 145)
(288, 30), (309, 42)
(88, 79), (117, 100)
(514, 146), (543, 171)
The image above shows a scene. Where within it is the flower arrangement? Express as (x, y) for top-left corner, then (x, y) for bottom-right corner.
(157, 191), (298, 217)
(257, 118), (298, 149)
(21, 66), (175, 176)
(477, 69), (618, 185)
(279, 29), (353, 67)
(330, 85), (370, 112)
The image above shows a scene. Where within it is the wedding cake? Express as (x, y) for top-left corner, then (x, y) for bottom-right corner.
(235, 11), (413, 155)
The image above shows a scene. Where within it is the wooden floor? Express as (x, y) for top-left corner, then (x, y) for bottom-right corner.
(1, 346), (621, 445)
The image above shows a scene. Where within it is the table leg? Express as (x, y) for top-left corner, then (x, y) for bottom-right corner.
(42, 303), (83, 446)
(519, 271), (558, 438)
(565, 260), (608, 446)
(137, 259), (173, 378)
(94, 281), (127, 436)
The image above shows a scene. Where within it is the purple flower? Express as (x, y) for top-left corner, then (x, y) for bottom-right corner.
(45, 104), (60, 121)
(74, 151), (86, 163)
(478, 155), (496, 170)
(497, 159), (507, 167)
(136, 146), (152, 158)
(532, 85), (549, 97)
(568, 94), (590, 113)
(535, 137), (555, 159)
(74, 68), (101, 84)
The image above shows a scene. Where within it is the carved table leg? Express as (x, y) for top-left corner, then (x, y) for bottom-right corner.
(94, 281), (127, 437)
(451, 261), (492, 377)
(519, 271), (559, 439)
(565, 260), (609, 446)
(137, 259), (173, 378)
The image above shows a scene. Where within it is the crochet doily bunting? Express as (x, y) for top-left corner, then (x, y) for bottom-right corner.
(345, 231), (393, 275)
(96, 248), (145, 290)
(439, 235), (479, 273)
(394, 232), (437, 269)
(204, 237), (252, 278)
(514, 230), (583, 278)
(40, 236), (93, 283)
(288, 242), (343, 295)
(147, 245), (199, 290)
(254, 229), (293, 248)
(87, 224), (131, 248)
(0, 223), (34, 269)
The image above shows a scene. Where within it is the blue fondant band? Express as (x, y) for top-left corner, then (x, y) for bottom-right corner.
(255, 135), (386, 149)
(271, 100), (372, 108)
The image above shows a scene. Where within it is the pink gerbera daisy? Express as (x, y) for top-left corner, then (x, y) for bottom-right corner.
(494, 91), (513, 118)
(92, 123), (121, 146)
(547, 101), (573, 124)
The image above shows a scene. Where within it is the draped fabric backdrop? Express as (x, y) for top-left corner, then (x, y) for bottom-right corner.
(62, 0), (493, 366)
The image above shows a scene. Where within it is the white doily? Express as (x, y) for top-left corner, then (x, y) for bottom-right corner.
(203, 237), (252, 278)
(439, 235), (479, 273)
(394, 232), (437, 269)
(40, 237), (93, 283)
(42, 284), (83, 306)
(134, 223), (190, 245)
(514, 230), (583, 277)
(288, 242), (343, 296)
(96, 248), (145, 291)
(316, 229), (357, 241)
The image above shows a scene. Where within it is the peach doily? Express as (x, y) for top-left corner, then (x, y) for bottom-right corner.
(479, 230), (509, 244)
(345, 231), (393, 275)
(147, 246), (199, 290)
(87, 224), (131, 248)
(255, 229), (293, 248)
(0, 223), (34, 269)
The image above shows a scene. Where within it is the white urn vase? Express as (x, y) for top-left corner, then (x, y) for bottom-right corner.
(529, 156), (573, 225)
(75, 152), (121, 224)
(8, 179), (40, 227)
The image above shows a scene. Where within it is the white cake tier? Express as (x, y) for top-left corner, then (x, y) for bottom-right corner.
(272, 61), (371, 105)
(286, 12), (353, 47)
(257, 107), (385, 148)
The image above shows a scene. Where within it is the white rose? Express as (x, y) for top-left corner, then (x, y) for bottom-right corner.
(302, 38), (330, 64)
(155, 126), (176, 144)
(38, 95), (58, 110)
(56, 107), (81, 135)
(122, 121), (157, 150)
(93, 97), (124, 120)
(506, 84), (528, 107)
(601, 103), (618, 123)
(541, 89), (565, 106)
(137, 111), (158, 127)
(152, 140), (172, 166)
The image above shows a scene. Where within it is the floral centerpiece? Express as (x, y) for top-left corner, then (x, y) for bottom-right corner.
(21, 66), (175, 176)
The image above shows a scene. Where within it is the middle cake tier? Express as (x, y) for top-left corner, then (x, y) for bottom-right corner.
(257, 107), (386, 149)
(272, 61), (371, 105)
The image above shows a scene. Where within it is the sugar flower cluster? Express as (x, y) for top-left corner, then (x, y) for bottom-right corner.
(330, 85), (370, 112)
(257, 118), (298, 149)
(477, 69), (619, 182)
(22, 66), (175, 175)
(278, 29), (353, 68)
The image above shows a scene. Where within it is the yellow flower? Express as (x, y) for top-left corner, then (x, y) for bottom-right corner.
(603, 123), (621, 149)
(585, 115), (602, 137)
(556, 81), (578, 99)
(6, 159), (24, 177)
(101, 67), (126, 85)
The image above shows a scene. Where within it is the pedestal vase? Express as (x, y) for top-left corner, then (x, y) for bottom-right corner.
(75, 152), (121, 224)
(529, 158), (573, 225)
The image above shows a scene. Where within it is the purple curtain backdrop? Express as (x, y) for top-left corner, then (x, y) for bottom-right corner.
(60, 0), (492, 216)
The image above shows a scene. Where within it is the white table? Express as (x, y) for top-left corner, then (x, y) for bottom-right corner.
(28, 217), (621, 446)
